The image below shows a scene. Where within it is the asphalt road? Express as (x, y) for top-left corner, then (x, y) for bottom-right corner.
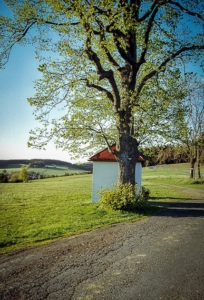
(0, 195), (204, 300)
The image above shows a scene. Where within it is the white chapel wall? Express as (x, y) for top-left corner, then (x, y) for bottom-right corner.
(91, 161), (142, 203)
(135, 162), (142, 188)
(92, 161), (118, 203)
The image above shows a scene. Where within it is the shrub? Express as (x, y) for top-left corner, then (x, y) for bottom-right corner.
(98, 183), (150, 211)
(0, 172), (8, 183)
(19, 165), (29, 183)
(8, 173), (22, 183)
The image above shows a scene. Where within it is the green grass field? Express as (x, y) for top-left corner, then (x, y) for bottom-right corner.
(0, 163), (203, 254)
(143, 163), (204, 189)
(0, 175), (153, 254)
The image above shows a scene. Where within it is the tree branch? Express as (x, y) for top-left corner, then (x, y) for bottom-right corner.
(86, 123), (115, 153)
(0, 18), (37, 67)
(44, 20), (79, 26)
(137, 45), (204, 97)
(85, 24), (106, 75)
(86, 81), (115, 104)
(112, 32), (137, 65)
(84, 23), (121, 108)
(138, 0), (158, 22)
(95, 19), (121, 70)
(138, 4), (159, 65)
(169, 0), (204, 21)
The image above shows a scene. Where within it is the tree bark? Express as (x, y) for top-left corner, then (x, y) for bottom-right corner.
(197, 147), (201, 179)
(189, 157), (196, 179)
(115, 134), (140, 184)
(189, 143), (197, 179)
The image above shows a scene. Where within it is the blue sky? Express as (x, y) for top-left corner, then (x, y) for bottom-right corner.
(0, 1), (88, 162)
(0, 1), (203, 162)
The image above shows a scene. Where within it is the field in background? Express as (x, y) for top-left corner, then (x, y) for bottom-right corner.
(0, 163), (88, 177)
(0, 163), (203, 254)
(143, 163), (204, 189)
(142, 163), (204, 202)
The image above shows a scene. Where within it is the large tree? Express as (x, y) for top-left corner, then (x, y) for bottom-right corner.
(0, 0), (203, 184)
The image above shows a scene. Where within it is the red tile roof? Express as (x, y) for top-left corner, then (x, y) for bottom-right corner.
(89, 145), (144, 162)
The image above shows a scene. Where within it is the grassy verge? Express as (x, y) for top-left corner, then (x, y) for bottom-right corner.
(0, 175), (156, 254)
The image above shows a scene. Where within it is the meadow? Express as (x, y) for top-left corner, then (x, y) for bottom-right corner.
(143, 163), (204, 189)
(0, 163), (87, 177)
(0, 163), (203, 254)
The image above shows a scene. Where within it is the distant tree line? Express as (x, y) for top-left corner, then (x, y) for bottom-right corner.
(141, 139), (204, 179)
(142, 145), (189, 166)
(0, 160), (30, 168)
(28, 161), (45, 168)
(0, 159), (92, 171)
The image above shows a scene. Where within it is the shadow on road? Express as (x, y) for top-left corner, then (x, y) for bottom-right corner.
(150, 200), (204, 218)
(150, 196), (192, 201)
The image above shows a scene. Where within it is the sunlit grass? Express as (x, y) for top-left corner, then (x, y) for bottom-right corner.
(0, 175), (154, 254)
(143, 163), (204, 190)
(0, 163), (203, 254)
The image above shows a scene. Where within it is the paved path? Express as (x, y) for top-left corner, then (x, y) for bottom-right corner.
(0, 195), (204, 300)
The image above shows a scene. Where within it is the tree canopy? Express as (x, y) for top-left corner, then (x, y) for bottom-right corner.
(0, 0), (203, 184)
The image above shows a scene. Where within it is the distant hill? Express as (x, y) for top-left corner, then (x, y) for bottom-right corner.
(0, 159), (93, 172)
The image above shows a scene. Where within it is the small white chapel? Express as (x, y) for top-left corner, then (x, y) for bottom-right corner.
(89, 145), (144, 203)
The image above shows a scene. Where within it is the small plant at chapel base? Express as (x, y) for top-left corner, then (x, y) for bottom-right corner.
(98, 183), (150, 211)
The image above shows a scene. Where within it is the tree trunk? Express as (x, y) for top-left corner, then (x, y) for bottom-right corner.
(189, 144), (197, 179)
(197, 147), (201, 179)
(189, 157), (196, 179)
(115, 134), (140, 184)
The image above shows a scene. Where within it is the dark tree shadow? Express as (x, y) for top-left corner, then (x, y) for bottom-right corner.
(150, 200), (204, 218)
(150, 196), (192, 201)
